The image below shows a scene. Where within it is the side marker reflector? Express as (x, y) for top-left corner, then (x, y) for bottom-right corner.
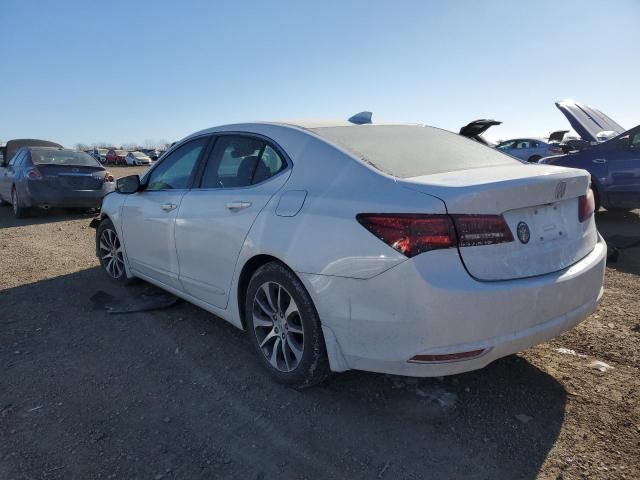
(408, 349), (487, 363)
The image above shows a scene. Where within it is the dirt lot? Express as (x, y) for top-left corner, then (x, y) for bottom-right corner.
(1, 166), (639, 479)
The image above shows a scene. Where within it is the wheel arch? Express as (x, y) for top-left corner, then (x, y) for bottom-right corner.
(236, 253), (291, 330)
(235, 253), (349, 374)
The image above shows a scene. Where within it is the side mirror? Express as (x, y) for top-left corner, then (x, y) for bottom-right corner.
(116, 175), (141, 194)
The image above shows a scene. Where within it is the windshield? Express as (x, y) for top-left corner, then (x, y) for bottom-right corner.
(134, 152), (147, 157)
(31, 150), (101, 167)
(312, 125), (521, 178)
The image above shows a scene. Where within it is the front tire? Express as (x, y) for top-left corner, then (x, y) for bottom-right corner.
(96, 218), (133, 284)
(528, 155), (541, 163)
(246, 262), (330, 388)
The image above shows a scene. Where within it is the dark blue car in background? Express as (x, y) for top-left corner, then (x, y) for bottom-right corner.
(541, 101), (640, 211)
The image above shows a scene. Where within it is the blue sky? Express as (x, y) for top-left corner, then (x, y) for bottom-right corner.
(1, 0), (639, 147)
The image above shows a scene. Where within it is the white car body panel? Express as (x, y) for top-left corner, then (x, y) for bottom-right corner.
(175, 169), (291, 308)
(98, 122), (606, 377)
(120, 190), (186, 289)
(399, 164), (596, 280)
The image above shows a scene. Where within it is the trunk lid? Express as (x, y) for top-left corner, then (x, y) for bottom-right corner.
(548, 130), (569, 143)
(37, 164), (105, 191)
(398, 164), (597, 281)
(555, 100), (624, 143)
(459, 119), (501, 145)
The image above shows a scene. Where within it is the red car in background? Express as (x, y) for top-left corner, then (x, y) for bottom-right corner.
(105, 149), (127, 165)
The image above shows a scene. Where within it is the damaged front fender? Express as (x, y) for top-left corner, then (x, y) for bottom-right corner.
(89, 214), (105, 229)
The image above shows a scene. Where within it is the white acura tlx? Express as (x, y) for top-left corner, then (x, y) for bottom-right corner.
(93, 121), (606, 388)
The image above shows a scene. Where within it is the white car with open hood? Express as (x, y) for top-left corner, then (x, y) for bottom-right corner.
(93, 120), (606, 388)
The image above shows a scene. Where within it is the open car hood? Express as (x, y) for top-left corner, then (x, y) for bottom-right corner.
(555, 100), (624, 143)
(459, 119), (501, 145)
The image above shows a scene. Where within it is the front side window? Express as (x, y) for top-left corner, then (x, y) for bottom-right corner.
(515, 140), (532, 149)
(145, 137), (208, 191)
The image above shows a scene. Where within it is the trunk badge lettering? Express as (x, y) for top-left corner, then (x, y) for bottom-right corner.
(555, 181), (567, 199)
(517, 222), (530, 244)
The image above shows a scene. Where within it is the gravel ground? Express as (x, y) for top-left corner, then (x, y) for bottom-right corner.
(1, 168), (639, 479)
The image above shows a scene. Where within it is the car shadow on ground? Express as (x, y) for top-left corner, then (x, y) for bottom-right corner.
(0, 206), (96, 228)
(1, 267), (567, 479)
(596, 209), (640, 276)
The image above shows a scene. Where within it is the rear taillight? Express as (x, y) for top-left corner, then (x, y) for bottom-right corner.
(549, 146), (562, 154)
(25, 167), (42, 180)
(356, 213), (513, 258)
(578, 189), (595, 222)
(104, 172), (115, 183)
(356, 214), (456, 258)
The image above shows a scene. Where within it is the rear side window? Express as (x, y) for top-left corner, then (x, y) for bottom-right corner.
(145, 137), (208, 191)
(311, 125), (520, 178)
(8, 150), (25, 166)
(200, 136), (285, 188)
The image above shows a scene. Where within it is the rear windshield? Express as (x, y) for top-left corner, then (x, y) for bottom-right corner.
(311, 125), (521, 178)
(31, 150), (101, 167)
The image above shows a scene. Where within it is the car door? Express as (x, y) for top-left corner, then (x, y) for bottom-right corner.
(175, 134), (291, 308)
(604, 129), (640, 208)
(120, 136), (210, 289)
(512, 140), (532, 160)
(0, 150), (25, 201)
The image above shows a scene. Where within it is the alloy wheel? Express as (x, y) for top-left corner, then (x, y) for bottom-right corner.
(252, 281), (305, 372)
(99, 228), (125, 279)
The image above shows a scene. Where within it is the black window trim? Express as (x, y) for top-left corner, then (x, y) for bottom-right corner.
(140, 134), (215, 192)
(193, 131), (292, 191)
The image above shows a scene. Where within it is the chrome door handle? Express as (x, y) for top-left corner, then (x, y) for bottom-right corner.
(225, 201), (252, 211)
(592, 158), (607, 164)
(161, 203), (177, 212)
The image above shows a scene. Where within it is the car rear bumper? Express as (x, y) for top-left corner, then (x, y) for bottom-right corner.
(23, 183), (114, 209)
(300, 234), (607, 376)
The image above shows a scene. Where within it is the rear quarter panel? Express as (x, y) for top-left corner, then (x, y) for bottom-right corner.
(235, 129), (447, 280)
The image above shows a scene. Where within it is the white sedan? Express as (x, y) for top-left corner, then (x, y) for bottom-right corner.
(93, 121), (606, 388)
(125, 151), (152, 166)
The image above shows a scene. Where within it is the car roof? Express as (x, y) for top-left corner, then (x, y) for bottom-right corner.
(28, 146), (71, 151)
(499, 137), (547, 143)
(185, 121), (419, 139)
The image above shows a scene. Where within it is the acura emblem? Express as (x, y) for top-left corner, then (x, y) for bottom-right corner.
(517, 221), (530, 244)
(555, 181), (567, 199)
(72, 167), (79, 173)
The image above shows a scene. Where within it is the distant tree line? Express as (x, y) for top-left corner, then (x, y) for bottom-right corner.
(73, 140), (172, 151)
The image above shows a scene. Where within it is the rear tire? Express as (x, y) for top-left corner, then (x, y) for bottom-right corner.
(245, 262), (331, 389)
(528, 155), (541, 163)
(11, 187), (30, 218)
(96, 218), (134, 284)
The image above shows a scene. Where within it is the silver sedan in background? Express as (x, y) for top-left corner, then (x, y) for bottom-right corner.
(496, 138), (563, 162)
